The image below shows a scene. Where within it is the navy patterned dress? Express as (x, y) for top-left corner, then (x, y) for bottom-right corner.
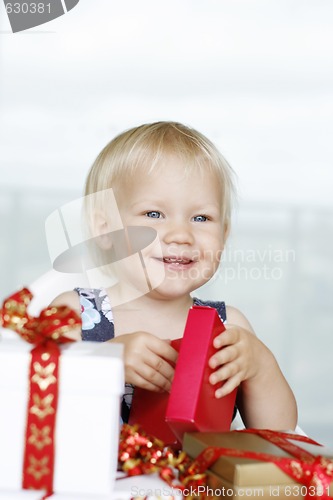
(75, 288), (227, 423)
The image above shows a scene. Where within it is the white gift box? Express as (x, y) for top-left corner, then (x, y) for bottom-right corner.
(0, 335), (124, 496)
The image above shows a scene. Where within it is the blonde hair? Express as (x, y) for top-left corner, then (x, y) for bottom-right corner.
(85, 121), (236, 226)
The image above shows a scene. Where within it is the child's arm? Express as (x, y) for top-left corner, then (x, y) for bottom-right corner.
(208, 306), (298, 430)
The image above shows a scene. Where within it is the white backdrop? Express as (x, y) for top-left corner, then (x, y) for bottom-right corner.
(1, 0), (333, 446)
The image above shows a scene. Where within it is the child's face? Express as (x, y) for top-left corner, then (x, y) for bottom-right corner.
(113, 155), (226, 300)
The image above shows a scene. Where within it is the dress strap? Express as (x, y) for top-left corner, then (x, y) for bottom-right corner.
(193, 297), (227, 323)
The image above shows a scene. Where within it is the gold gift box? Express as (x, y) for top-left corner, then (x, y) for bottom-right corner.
(183, 431), (333, 499)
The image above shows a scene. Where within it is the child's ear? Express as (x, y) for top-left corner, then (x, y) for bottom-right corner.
(91, 211), (114, 250)
(223, 219), (230, 243)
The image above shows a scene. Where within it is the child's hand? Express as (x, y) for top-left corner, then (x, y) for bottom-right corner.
(208, 324), (267, 398)
(111, 332), (178, 392)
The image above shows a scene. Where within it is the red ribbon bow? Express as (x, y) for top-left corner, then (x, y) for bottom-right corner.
(1, 288), (81, 498)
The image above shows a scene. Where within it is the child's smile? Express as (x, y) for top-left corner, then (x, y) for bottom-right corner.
(160, 256), (195, 268)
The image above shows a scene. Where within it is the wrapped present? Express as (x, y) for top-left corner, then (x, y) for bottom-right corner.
(0, 289), (124, 498)
(129, 306), (237, 445)
(183, 429), (333, 499)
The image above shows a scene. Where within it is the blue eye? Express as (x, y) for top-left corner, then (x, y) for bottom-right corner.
(193, 215), (208, 222)
(145, 211), (161, 218)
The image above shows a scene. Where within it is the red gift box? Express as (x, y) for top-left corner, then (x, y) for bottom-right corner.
(129, 306), (237, 445)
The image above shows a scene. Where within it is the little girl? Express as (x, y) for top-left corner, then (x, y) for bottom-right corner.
(51, 121), (298, 430)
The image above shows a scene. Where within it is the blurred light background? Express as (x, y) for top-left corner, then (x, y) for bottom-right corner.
(1, 0), (332, 446)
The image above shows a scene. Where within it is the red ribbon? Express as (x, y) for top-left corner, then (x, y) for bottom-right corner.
(188, 429), (333, 499)
(1, 288), (81, 498)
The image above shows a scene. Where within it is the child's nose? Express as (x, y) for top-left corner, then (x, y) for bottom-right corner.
(163, 220), (195, 245)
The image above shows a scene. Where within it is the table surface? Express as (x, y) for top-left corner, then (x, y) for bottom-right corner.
(0, 476), (183, 499)
(113, 472), (183, 499)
